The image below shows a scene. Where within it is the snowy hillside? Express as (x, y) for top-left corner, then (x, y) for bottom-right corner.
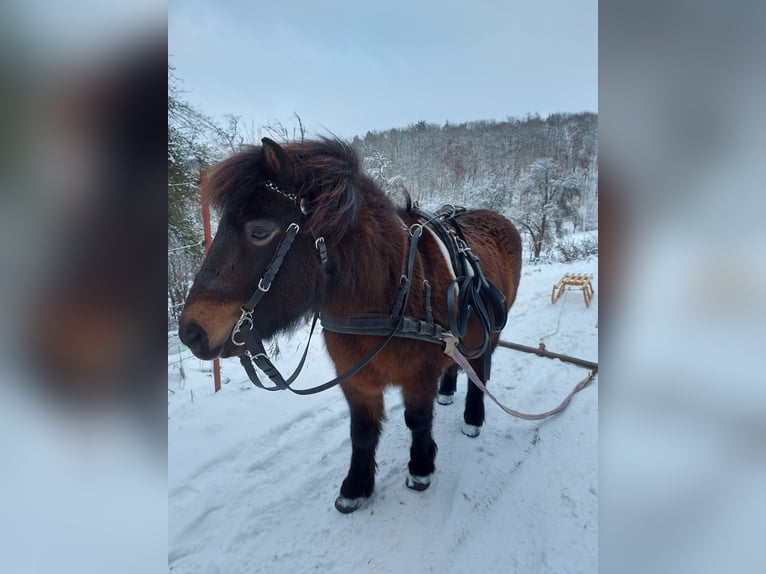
(168, 257), (598, 574)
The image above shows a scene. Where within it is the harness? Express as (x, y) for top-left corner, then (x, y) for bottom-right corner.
(233, 182), (507, 394)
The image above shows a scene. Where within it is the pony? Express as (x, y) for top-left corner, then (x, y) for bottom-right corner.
(179, 137), (522, 513)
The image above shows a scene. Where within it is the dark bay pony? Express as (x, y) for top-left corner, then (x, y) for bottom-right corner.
(179, 138), (522, 513)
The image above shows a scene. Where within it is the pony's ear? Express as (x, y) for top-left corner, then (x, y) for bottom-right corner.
(261, 138), (295, 179)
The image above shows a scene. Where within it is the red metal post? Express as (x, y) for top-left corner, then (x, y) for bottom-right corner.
(200, 169), (222, 393)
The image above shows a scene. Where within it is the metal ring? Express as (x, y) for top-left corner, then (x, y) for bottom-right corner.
(409, 223), (423, 237)
(231, 310), (253, 346)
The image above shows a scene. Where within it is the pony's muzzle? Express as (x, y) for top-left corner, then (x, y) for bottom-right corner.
(178, 318), (215, 360)
(178, 298), (244, 359)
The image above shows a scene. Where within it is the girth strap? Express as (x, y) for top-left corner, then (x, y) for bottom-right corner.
(321, 313), (449, 346)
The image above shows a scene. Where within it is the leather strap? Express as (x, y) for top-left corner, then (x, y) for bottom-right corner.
(242, 222), (301, 313)
(321, 313), (449, 345)
(239, 222), (423, 394)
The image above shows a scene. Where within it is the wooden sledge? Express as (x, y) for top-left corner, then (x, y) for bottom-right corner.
(551, 273), (595, 307)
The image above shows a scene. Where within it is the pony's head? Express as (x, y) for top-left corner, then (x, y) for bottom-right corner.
(178, 137), (361, 359)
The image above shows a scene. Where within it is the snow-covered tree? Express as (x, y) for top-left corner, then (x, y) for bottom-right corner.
(350, 113), (597, 225)
(513, 158), (582, 260)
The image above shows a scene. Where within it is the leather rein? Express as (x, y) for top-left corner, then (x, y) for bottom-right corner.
(232, 181), (507, 395)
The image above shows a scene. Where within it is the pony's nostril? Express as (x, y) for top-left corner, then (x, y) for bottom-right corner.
(179, 320), (206, 350)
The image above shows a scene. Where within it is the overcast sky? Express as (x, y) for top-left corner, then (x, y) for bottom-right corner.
(169, 0), (597, 141)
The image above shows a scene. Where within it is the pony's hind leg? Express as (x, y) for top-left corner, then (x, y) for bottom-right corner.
(402, 384), (438, 491)
(336, 386), (384, 513)
(436, 364), (458, 405)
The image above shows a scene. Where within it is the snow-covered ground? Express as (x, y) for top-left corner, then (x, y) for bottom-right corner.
(168, 257), (598, 574)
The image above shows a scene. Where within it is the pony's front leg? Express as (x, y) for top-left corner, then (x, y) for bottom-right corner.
(402, 385), (437, 491)
(335, 385), (384, 513)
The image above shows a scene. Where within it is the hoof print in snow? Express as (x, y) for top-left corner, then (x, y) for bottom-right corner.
(406, 474), (431, 491)
(436, 394), (454, 405)
(461, 423), (481, 438)
(334, 495), (367, 513)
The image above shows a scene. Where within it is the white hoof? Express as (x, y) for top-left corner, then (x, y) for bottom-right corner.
(437, 393), (454, 405)
(406, 473), (431, 491)
(461, 423), (481, 438)
(334, 495), (368, 513)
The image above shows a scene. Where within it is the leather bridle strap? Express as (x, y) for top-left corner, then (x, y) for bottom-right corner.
(238, 222), (423, 395)
(242, 222), (301, 313)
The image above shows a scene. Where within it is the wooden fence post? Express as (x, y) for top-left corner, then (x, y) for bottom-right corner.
(200, 169), (222, 393)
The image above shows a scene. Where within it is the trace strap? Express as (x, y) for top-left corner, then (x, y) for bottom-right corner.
(449, 347), (597, 420)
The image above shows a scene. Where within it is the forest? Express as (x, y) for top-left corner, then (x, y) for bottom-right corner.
(353, 113), (597, 255)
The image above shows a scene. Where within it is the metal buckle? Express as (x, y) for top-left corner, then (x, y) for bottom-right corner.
(231, 308), (253, 346)
(258, 278), (271, 292)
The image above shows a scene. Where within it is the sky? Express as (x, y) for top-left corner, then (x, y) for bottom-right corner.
(169, 0), (597, 140)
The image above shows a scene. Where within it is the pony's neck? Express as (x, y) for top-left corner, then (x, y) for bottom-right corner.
(321, 189), (407, 319)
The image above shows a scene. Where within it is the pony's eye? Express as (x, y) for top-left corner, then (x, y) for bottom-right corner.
(244, 221), (277, 243)
(250, 228), (271, 240)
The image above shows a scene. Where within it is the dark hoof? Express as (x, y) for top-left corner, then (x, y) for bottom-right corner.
(406, 473), (431, 491)
(334, 495), (368, 513)
(461, 423), (481, 437)
(436, 393), (454, 405)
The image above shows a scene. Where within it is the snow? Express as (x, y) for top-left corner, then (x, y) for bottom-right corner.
(169, 257), (598, 573)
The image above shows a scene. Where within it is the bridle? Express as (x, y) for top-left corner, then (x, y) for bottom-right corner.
(232, 179), (507, 394)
